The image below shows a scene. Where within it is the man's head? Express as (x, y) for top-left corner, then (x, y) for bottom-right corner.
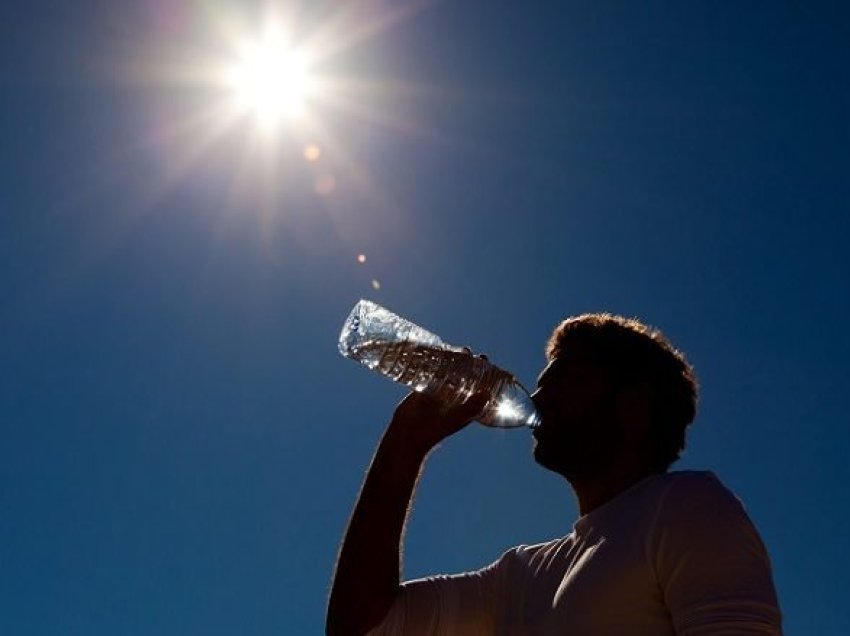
(531, 313), (698, 480)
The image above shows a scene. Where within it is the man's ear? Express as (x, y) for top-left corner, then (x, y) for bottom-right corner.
(615, 383), (652, 438)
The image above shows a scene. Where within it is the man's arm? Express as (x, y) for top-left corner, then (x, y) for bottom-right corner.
(326, 392), (487, 636)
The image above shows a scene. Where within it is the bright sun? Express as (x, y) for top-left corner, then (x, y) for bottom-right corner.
(227, 28), (313, 127)
(142, 4), (436, 214)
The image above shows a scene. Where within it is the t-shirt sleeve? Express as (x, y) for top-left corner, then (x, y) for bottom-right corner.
(651, 472), (783, 635)
(367, 548), (522, 636)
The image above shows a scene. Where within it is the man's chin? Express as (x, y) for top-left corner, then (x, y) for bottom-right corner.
(533, 441), (581, 479)
(532, 442), (559, 472)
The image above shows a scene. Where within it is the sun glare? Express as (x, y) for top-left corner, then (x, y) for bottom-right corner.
(228, 29), (312, 127)
(496, 399), (520, 421)
(139, 2), (440, 227)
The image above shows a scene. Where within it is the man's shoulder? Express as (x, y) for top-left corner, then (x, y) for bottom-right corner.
(499, 535), (573, 568)
(651, 469), (734, 497)
(619, 470), (726, 511)
(659, 468), (719, 485)
(653, 470), (748, 521)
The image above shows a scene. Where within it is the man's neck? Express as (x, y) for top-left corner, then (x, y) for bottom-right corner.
(569, 466), (661, 516)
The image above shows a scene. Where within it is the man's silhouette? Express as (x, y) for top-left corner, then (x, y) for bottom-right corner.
(327, 313), (782, 635)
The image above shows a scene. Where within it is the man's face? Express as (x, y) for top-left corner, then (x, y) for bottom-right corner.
(530, 357), (621, 479)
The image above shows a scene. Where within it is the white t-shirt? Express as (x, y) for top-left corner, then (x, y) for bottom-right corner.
(370, 471), (782, 635)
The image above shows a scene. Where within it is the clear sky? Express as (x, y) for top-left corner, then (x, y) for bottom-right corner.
(2, 1), (848, 634)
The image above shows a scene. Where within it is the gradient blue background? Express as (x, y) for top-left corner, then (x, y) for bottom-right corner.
(2, 1), (848, 634)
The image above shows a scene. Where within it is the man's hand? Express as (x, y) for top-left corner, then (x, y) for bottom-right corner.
(386, 390), (490, 457)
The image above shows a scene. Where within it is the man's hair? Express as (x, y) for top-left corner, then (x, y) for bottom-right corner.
(546, 313), (698, 472)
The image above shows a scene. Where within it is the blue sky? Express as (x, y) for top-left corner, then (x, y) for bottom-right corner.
(1, 1), (848, 634)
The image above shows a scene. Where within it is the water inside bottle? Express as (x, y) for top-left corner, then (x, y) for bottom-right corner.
(348, 339), (536, 428)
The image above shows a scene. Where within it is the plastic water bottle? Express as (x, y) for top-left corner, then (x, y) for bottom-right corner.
(338, 299), (540, 429)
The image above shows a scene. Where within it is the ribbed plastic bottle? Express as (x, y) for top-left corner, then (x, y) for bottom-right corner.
(338, 299), (540, 429)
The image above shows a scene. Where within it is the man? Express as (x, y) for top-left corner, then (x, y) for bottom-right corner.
(327, 313), (782, 635)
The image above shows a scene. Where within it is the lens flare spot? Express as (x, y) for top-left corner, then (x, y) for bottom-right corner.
(303, 144), (321, 161)
(371, 279), (381, 290)
(357, 254), (367, 263)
